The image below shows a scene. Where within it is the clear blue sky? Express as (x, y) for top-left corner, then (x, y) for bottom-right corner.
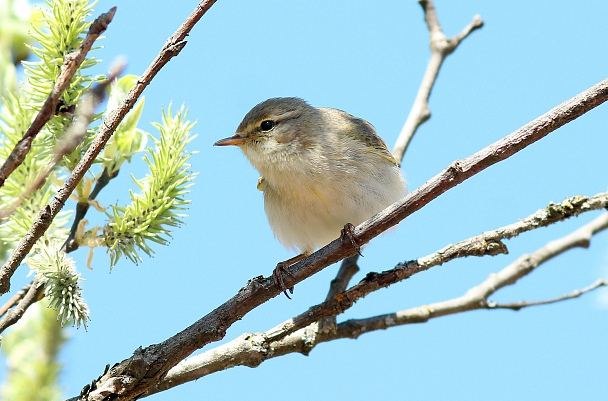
(6, 1), (608, 400)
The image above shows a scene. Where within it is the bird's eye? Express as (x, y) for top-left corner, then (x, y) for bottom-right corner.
(260, 120), (275, 131)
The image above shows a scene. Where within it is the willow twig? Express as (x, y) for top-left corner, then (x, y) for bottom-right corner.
(0, 60), (125, 223)
(0, 7), (116, 190)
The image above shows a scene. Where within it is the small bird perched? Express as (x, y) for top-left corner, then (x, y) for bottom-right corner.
(215, 97), (406, 296)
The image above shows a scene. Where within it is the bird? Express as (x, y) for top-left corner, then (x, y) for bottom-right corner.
(214, 97), (406, 297)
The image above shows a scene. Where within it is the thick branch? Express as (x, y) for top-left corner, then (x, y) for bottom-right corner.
(69, 78), (608, 401)
(0, 0), (218, 296)
(392, 0), (484, 164)
(0, 7), (116, 190)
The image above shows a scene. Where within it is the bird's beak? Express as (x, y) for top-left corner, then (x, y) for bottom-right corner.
(214, 134), (249, 146)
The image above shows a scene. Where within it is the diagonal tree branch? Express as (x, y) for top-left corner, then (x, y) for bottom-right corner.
(392, 0), (484, 164)
(0, 0), (219, 296)
(69, 78), (608, 401)
(0, 7), (116, 191)
(144, 208), (608, 396)
(347, 77), (608, 261)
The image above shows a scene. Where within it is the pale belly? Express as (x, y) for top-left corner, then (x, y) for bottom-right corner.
(262, 165), (405, 253)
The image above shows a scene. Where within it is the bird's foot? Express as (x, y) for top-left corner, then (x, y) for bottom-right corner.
(341, 223), (363, 257)
(274, 253), (307, 299)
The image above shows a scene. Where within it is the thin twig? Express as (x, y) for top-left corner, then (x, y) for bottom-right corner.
(144, 210), (608, 396)
(0, 0), (218, 296)
(487, 279), (608, 310)
(0, 281), (33, 317)
(0, 276), (43, 334)
(0, 7), (116, 191)
(63, 168), (112, 253)
(392, 0), (483, 164)
(325, 256), (360, 301)
(71, 79), (608, 401)
(319, 255), (359, 333)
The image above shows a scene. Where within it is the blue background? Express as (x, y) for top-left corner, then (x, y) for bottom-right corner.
(5, 1), (608, 400)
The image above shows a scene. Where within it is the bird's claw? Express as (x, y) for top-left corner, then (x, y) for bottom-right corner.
(341, 223), (363, 256)
(273, 262), (294, 299)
